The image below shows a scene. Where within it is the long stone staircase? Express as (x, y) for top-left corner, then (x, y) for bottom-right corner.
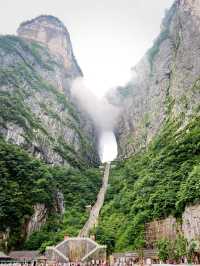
(45, 163), (110, 263)
(79, 162), (110, 237)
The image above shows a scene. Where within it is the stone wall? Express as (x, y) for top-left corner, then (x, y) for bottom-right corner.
(145, 216), (180, 248)
(145, 204), (200, 246)
(26, 204), (48, 238)
(182, 204), (200, 242)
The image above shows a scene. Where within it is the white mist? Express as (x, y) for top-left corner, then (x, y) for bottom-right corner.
(71, 78), (119, 163)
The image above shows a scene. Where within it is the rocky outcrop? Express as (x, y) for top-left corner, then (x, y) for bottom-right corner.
(26, 204), (48, 238)
(145, 216), (179, 248)
(0, 16), (100, 248)
(182, 204), (200, 242)
(17, 15), (82, 74)
(54, 191), (65, 215)
(145, 204), (200, 247)
(110, 0), (200, 158)
(0, 15), (99, 166)
(26, 190), (65, 238)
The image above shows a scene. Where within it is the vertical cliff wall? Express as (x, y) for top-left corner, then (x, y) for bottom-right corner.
(110, 0), (200, 158)
(0, 15), (99, 167)
(145, 204), (200, 247)
(97, 0), (200, 253)
(0, 15), (101, 251)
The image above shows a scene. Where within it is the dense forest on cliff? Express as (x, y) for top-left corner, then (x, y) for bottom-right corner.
(96, 110), (200, 253)
(0, 138), (101, 251)
(1, 1), (200, 260)
(94, 2), (200, 256)
(0, 17), (101, 252)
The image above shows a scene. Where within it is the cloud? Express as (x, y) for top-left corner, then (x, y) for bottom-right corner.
(71, 77), (120, 132)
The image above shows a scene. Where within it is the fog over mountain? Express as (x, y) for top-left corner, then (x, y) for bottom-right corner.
(0, 0), (173, 97)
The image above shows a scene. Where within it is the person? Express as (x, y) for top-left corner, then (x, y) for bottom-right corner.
(146, 258), (151, 266)
(102, 260), (107, 266)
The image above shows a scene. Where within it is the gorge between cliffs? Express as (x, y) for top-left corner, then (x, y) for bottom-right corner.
(0, 0), (200, 264)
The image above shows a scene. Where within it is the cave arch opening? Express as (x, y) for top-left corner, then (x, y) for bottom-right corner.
(98, 130), (118, 163)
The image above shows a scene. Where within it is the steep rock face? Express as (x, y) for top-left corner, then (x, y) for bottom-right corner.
(182, 204), (200, 242)
(26, 204), (48, 238)
(145, 204), (200, 247)
(53, 191), (65, 215)
(97, 1), (200, 253)
(111, 0), (200, 158)
(17, 15), (81, 74)
(145, 217), (179, 248)
(0, 16), (100, 249)
(0, 15), (99, 166)
(26, 191), (65, 238)
(0, 15), (102, 252)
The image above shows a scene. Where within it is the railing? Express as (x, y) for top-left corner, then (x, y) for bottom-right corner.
(0, 261), (33, 266)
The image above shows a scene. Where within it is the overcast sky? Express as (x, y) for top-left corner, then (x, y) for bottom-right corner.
(0, 0), (174, 97)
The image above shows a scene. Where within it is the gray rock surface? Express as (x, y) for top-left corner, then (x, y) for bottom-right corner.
(26, 203), (48, 238)
(110, 0), (200, 158)
(0, 15), (99, 166)
(26, 191), (65, 238)
(145, 204), (200, 246)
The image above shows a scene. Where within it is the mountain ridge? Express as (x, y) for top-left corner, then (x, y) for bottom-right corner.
(96, 0), (200, 257)
(0, 2), (200, 260)
(109, 0), (200, 159)
(0, 15), (100, 251)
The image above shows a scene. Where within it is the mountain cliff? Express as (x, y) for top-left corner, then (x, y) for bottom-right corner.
(97, 0), (200, 256)
(0, 15), (100, 251)
(109, 0), (200, 159)
(0, 15), (99, 167)
(1, 1), (200, 259)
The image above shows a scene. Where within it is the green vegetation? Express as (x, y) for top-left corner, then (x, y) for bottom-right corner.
(117, 84), (133, 98)
(95, 113), (200, 253)
(23, 209), (89, 253)
(0, 89), (49, 139)
(148, 30), (169, 72)
(157, 236), (190, 263)
(0, 34), (100, 252)
(0, 48), (91, 165)
(54, 137), (85, 169)
(0, 138), (54, 250)
(147, 3), (176, 72)
(24, 166), (101, 252)
(156, 236), (198, 263)
(0, 36), (55, 71)
(0, 138), (101, 251)
(29, 42), (58, 70)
